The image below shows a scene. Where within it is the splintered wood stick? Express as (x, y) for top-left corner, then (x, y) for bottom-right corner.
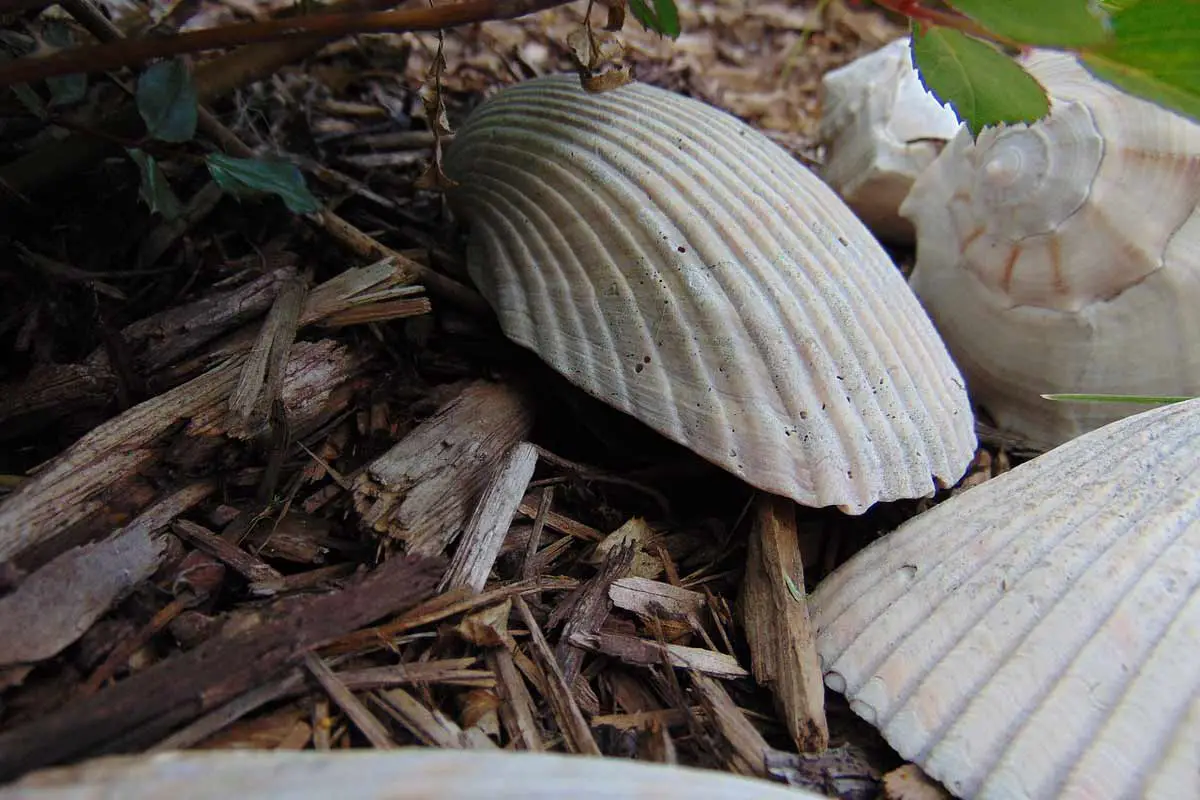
(737, 494), (829, 753)
(440, 441), (539, 593)
(514, 596), (601, 756)
(352, 381), (535, 555)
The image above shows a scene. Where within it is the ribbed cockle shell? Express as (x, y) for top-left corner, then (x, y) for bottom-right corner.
(818, 37), (962, 243)
(811, 396), (1200, 799)
(900, 49), (1200, 449)
(444, 75), (976, 513)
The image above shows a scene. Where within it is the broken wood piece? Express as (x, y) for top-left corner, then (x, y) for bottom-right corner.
(738, 493), (829, 753)
(608, 577), (706, 620)
(304, 652), (395, 749)
(0, 267), (296, 429)
(0, 340), (357, 565)
(514, 596), (601, 756)
(371, 686), (495, 750)
(229, 273), (309, 428)
(487, 648), (542, 751)
(335, 659), (494, 690)
(517, 498), (604, 542)
(552, 541), (634, 687)
(591, 708), (693, 731)
(172, 519), (285, 595)
(0, 526), (167, 667)
(0, 553), (445, 782)
(440, 441), (539, 593)
(689, 673), (772, 778)
(353, 380), (535, 555)
(568, 632), (749, 680)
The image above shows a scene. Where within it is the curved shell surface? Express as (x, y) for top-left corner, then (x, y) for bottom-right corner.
(818, 37), (962, 243)
(0, 749), (828, 799)
(810, 396), (1200, 799)
(900, 49), (1200, 449)
(444, 75), (976, 513)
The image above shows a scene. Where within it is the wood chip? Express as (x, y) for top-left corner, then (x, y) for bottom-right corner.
(0, 527), (166, 666)
(172, 519), (285, 596)
(553, 541), (633, 687)
(371, 686), (494, 750)
(304, 652), (395, 749)
(568, 632), (748, 679)
(517, 499), (604, 542)
(514, 596), (601, 756)
(609, 577), (706, 620)
(690, 673), (772, 778)
(883, 764), (953, 800)
(0, 553), (445, 781)
(738, 494), (828, 753)
(487, 648), (542, 751)
(353, 380), (535, 555)
(440, 441), (539, 593)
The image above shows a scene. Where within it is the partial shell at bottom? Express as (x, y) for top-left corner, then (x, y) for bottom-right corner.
(444, 75), (976, 513)
(0, 749), (827, 799)
(810, 397), (1200, 798)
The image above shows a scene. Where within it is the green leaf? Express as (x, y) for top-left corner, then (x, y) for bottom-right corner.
(910, 24), (1051, 136)
(126, 148), (183, 220)
(136, 59), (198, 143)
(1079, 0), (1200, 126)
(628, 0), (680, 38)
(205, 153), (321, 215)
(946, 0), (1110, 47)
(1041, 393), (1194, 405)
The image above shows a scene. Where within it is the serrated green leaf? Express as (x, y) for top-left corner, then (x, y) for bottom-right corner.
(910, 24), (1050, 136)
(205, 153), (321, 215)
(136, 59), (198, 143)
(1079, 0), (1200, 126)
(126, 148), (183, 220)
(945, 0), (1110, 47)
(628, 0), (680, 38)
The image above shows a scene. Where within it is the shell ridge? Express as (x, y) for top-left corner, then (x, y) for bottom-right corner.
(973, 489), (1200, 799)
(448, 74), (976, 509)
(815, 404), (1182, 693)
(904, 425), (1200, 795)
(463, 156), (704, 441)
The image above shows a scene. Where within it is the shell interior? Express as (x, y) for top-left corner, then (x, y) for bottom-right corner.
(811, 397), (1200, 799)
(444, 74), (976, 513)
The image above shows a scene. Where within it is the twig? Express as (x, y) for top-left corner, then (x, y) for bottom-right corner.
(0, 0), (580, 87)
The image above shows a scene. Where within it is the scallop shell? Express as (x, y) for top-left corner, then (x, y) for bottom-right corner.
(0, 749), (828, 799)
(818, 37), (963, 243)
(810, 396), (1200, 799)
(900, 49), (1200, 449)
(443, 75), (976, 513)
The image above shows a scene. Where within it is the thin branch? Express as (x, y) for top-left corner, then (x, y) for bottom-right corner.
(0, 0), (579, 88)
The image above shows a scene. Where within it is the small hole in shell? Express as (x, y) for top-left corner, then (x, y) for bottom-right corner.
(677, 245), (687, 253)
(634, 364), (644, 374)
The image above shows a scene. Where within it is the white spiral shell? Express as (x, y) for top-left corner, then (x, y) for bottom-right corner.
(811, 396), (1200, 799)
(818, 37), (963, 243)
(900, 49), (1200, 449)
(443, 75), (976, 513)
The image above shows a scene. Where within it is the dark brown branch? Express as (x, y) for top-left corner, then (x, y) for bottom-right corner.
(0, 0), (578, 87)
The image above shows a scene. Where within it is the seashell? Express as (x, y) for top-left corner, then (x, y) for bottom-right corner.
(0, 748), (830, 799)
(818, 37), (962, 244)
(899, 49), (1200, 450)
(443, 75), (976, 513)
(810, 396), (1200, 799)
